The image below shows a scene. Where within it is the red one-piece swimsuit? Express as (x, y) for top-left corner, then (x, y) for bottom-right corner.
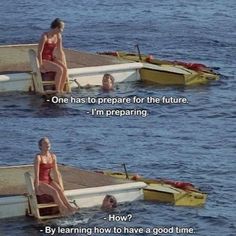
(42, 35), (57, 61)
(39, 161), (53, 184)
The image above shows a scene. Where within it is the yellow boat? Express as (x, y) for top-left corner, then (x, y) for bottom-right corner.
(99, 51), (219, 85)
(97, 171), (207, 207)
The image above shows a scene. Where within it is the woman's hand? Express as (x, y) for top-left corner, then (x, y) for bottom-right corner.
(40, 64), (47, 73)
(34, 181), (41, 194)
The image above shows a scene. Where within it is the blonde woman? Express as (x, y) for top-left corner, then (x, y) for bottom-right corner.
(34, 137), (78, 216)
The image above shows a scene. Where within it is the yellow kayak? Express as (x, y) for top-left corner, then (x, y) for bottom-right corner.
(97, 171), (207, 207)
(99, 51), (219, 85)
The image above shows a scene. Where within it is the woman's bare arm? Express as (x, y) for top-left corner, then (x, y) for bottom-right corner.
(34, 155), (40, 189)
(55, 33), (67, 67)
(38, 34), (46, 66)
(52, 154), (64, 190)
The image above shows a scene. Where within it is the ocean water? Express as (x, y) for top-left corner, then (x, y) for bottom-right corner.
(0, 0), (236, 236)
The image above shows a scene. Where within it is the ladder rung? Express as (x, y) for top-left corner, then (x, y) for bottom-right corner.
(38, 203), (58, 209)
(43, 90), (57, 94)
(42, 81), (55, 85)
(39, 214), (61, 220)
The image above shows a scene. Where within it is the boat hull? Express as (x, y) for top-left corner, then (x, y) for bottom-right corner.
(140, 64), (218, 85)
(140, 67), (185, 85)
(100, 51), (219, 85)
(0, 165), (146, 219)
(0, 195), (28, 219)
(0, 44), (142, 93)
(144, 184), (206, 207)
(98, 171), (207, 207)
(0, 63), (142, 93)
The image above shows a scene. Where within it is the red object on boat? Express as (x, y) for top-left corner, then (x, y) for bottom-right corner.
(163, 180), (194, 190)
(131, 174), (141, 180)
(174, 61), (208, 71)
(145, 55), (154, 62)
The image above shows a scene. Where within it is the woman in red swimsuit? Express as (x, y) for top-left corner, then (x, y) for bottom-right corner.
(34, 137), (78, 216)
(38, 18), (68, 94)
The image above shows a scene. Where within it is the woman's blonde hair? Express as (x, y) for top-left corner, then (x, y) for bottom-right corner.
(38, 137), (49, 149)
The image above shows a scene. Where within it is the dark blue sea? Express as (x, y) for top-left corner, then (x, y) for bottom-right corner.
(0, 1), (235, 235)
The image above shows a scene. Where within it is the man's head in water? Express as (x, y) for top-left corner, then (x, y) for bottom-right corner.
(102, 74), (114, 91)
(101, 195), (117, 210)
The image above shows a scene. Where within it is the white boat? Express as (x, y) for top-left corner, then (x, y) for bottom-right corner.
(0, 164), (146, 219)
(0, 44), (143, 93)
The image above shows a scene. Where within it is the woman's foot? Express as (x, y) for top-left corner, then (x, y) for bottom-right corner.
(60, 208), (72, 217)
(69, 206), (79, 213)
(60, 90), (66, 95)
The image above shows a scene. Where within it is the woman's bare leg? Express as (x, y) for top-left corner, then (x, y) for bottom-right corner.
(38, 183), (71, 215)
(50, 181), (78, 211)
(54, 171), (64, 191)
(53, 59), (68, 93)
(41, 60), (63, 93)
